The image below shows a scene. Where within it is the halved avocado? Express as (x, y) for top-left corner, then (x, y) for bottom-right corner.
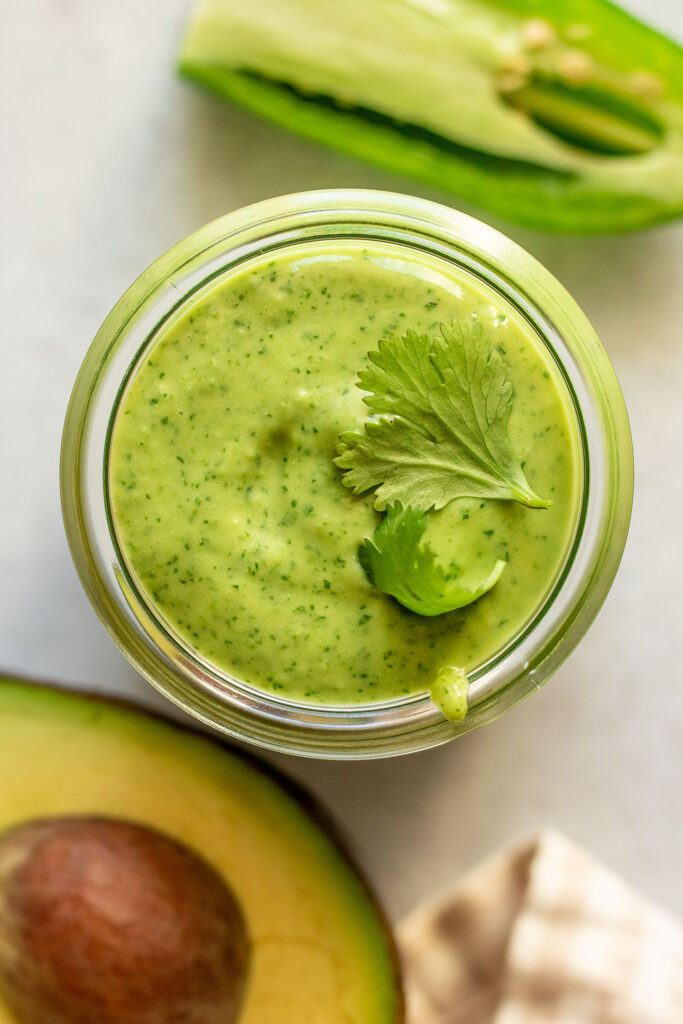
(0, 677), (403, 1024)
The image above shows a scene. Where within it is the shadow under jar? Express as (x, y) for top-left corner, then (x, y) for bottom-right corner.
(61, 190), (633, 759)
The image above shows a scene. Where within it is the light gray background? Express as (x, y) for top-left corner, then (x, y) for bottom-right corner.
(2, 1), (681, 922)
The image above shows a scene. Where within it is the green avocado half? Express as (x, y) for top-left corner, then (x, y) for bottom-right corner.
(0, 677), (403, 1024)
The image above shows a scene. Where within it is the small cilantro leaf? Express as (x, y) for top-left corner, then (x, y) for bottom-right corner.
(358, 503), (505, 616)
(335, 320), (550, 511)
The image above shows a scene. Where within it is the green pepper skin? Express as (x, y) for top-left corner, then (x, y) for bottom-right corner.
(179, 0), (683, 233)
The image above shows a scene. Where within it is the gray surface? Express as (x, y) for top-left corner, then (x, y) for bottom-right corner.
(1, 1), (682, 922)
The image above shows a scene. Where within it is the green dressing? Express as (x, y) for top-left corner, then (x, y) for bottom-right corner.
(110, 243), (580, 706)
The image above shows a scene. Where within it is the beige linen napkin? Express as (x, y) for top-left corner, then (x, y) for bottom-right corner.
(397, 830), (683, 1024)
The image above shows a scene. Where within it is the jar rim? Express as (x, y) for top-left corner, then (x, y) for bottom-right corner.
(61, 189), (633, 758)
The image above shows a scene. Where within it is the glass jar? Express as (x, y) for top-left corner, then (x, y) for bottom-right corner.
(61, 190), (633, 759)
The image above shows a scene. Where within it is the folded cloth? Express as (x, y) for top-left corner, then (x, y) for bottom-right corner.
(397, 830), (683, 1024)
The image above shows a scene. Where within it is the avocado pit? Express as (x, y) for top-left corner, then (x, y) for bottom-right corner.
(0, 816), (250, 1024)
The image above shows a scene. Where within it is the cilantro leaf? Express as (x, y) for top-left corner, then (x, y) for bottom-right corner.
(358, 503), (505, 616)
(335, 320), (550, 511)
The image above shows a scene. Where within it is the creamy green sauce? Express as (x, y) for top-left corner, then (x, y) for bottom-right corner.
(110, 243), (580, 705)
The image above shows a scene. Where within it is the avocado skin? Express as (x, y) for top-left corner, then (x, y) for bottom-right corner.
(0, 676), (404, 1024)
(178, 0), (683, 233)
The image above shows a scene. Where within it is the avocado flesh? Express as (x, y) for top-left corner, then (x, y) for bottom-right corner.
(0, 679), (402, 1024)
(179, 0), (683, 232)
